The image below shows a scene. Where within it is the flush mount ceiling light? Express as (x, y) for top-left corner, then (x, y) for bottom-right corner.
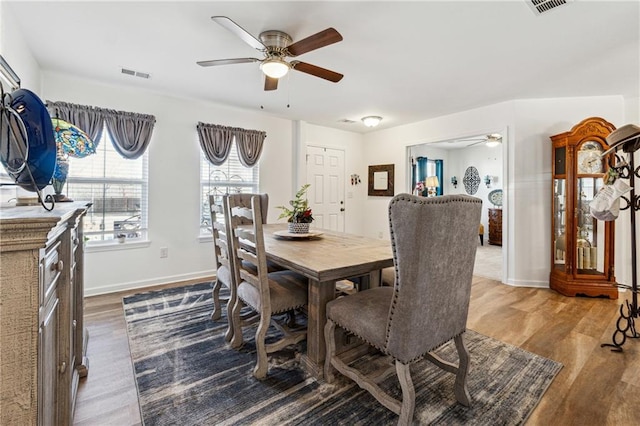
(362, 116), (382, 128)
(260, 58), (290, 79)
(485, 133), (502, 148)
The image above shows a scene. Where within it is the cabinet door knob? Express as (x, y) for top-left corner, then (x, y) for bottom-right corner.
(55, 260), (64, 271)
(74, 238), (80, 245)
(59, 362), (67, 374)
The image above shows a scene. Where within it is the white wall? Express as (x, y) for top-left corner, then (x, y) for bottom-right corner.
(447, 145), (503, 237)
(42, 71), (297, 295)
(362, 96), (630, 288)
(0, 3), (40, 92)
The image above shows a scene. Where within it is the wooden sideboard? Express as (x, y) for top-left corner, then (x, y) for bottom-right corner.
(488, 208), (502, 246)
(0, 202), (91, 425)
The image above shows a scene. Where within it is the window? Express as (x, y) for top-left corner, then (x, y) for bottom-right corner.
(413, 157), (437, 187)
(200, 142), (259, 234)
(65, 126), (148, 243)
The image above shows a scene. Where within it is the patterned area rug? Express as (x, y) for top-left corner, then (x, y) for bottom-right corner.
(123, 282), (562, 425)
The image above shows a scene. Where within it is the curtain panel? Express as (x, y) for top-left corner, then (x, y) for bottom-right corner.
(197, 122), (266, 167)
(47, 101), (156, 159)
(416, 156), (428, 184)
(103, 110), (156, 159)
(435, 159), (443, 196)
(197, 123), (235, 166)
(235, 129), (266, 167)
(46, 101), (105, 143)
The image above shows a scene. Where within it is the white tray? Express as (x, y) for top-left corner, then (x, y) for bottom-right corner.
(273, 230), (324, 240)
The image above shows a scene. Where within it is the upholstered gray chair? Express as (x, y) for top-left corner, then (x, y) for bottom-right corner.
(324, 194), (482, 425)
(209, 193), (271, 341)
(227, 194), (308, 379)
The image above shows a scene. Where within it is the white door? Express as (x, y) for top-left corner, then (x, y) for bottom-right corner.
(306, 146), (345, 232)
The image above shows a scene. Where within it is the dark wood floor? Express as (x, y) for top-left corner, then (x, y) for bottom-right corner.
(73, 277), (640, 425)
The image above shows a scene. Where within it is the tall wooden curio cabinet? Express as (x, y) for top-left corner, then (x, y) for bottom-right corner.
(549, 117), (618, 298)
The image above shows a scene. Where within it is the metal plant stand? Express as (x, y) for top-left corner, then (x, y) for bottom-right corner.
(602, 139), (640, 352)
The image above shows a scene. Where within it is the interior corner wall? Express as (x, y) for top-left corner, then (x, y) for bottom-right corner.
(0, 3), (41, 93)
(511, 96), (629, 287)
(362, 96), (627, 289)
(297, 122), (366, 235)
(41, 71), (295, 295)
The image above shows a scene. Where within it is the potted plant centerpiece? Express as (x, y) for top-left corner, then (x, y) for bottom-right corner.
(277, 183), (314, 234)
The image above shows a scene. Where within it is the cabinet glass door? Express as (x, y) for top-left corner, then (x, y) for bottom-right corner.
(575, 176), (605, 275)
(553, 178), (566, 271)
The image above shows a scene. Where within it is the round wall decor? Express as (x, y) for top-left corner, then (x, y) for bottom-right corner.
(463, 166), (480, 195)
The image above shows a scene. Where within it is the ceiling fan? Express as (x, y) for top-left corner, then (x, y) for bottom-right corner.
(457, 133), (503, 148)
(197, 16), (344, 91)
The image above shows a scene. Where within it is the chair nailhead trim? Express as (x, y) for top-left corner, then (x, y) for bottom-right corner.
(385, 194), (480, 352)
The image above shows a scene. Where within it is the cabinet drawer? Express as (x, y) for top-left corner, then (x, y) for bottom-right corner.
(43, 242), (62, 300)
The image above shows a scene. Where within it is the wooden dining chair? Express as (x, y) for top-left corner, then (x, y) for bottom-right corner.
(209, 193), (276, 339)
(324, 194), (482, 425)
(208, 195), (235, 342)
(227, 194), (308, 379)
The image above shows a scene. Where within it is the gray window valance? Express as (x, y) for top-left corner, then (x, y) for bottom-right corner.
(103, 109), (156, 159)
(47, 101), (156, 159)
(46, 101), (105, 143)
(197, 122), (266, 167)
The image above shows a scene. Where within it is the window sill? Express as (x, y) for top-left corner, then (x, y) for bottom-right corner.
(85, 239), (151, 253)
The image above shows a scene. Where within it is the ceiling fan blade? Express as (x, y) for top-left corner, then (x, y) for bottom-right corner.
(211, 16), (266, 51)
(264, 76), (278, 91)
(197, 58), (260, 67)
(287, 28), (343, 57)
(291, 61), (343, 83)
(467, 140), (486, 147)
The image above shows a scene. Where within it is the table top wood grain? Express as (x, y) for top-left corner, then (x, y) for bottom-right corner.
(262, 224), (394, 282)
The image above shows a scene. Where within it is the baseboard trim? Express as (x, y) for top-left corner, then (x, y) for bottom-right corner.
(503, 278), (549, 288)
(85, 271), (216, 297)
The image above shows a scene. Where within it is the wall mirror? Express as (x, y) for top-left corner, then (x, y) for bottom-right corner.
(368, 164), (394, 196)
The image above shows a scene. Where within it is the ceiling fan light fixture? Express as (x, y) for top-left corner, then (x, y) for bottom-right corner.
(362, 116), (382, 128)
(260, 58), (290, 79)
(486, 140), (501, 148)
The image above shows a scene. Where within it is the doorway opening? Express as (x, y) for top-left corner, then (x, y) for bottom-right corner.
(407, 130), (507, 283)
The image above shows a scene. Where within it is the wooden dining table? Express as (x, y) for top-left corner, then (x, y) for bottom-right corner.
(261, 223), (394, 378)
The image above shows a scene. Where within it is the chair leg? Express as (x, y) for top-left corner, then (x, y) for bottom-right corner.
(453, 334), (471, 407)
(223, 296), (234, 343)
(396, 361), (415, 426)
(324, 319), (337, 383)
(253, 311), (271, 380)
(224, 278), (238, 343)
(210, 279), (223, 320)
(286, 310), (296, 328)
(229, 295), (244, 349)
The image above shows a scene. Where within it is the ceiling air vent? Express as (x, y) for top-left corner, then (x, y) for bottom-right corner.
(121, 68), (151, 79)
(526, 0), (572, 15)
(339, 119), (357, 124)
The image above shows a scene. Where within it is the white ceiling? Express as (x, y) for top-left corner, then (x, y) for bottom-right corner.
(5, 1), (639, 134)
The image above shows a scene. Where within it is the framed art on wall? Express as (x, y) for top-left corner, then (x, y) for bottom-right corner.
(368, 164), (394, 196)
